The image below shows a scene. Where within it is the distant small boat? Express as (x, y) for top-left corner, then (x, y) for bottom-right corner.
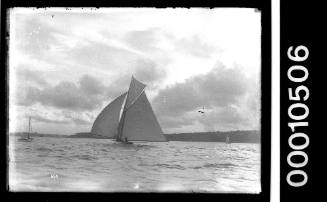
(18, 117), (33, 142)
(91, 76), (167, 144)
(225, 135), (231, 144)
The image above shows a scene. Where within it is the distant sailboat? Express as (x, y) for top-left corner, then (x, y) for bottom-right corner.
(226, 135), (231, 144)
(18, 117), (33, 142)
(91, 76), (167, 143)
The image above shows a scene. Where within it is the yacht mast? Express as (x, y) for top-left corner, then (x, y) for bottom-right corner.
(28, 117), (31, 139)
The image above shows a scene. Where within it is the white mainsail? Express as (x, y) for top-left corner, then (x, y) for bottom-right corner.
(91, 76), (166, 142)
(91, 93), (127, 138)
(121, 92), (166, 142)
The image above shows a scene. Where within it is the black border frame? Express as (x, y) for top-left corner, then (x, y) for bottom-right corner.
(1, 1), (271, 201)
(280, 0), (318, 201)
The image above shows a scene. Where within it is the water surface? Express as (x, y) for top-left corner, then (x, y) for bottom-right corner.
(9, 136), (260, 193)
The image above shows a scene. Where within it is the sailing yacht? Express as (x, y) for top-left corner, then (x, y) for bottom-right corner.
(91, 76), (167, 143)
(18, 117), (33, 142)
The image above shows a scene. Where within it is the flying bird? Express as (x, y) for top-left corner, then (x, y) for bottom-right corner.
(198, 106), (205, 114)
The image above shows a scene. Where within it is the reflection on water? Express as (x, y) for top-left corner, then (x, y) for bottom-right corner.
(9, 136), (260, 193)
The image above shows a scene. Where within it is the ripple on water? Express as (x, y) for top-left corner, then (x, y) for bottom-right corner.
(71, 154), (98, 161)
(192, 163), (237, 170)
(152, 163), (186, 170)
(36, 147), (53, 152)
(37, 154), (49, 158)
(101, 148), (109, 152)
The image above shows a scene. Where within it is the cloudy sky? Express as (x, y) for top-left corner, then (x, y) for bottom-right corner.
(9, 8), (261, 135)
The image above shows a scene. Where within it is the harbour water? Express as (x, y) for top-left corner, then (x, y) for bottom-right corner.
(9, 136), (261, 193)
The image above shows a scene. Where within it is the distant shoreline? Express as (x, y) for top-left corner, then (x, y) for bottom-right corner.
(9, 130), (260, 143)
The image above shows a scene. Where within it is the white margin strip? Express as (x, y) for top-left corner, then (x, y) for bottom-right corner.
(271, 0), (280, 201)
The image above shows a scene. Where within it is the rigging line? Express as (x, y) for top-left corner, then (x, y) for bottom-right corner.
(117, 92), (130, 141)
(118, 93), (128, 122)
